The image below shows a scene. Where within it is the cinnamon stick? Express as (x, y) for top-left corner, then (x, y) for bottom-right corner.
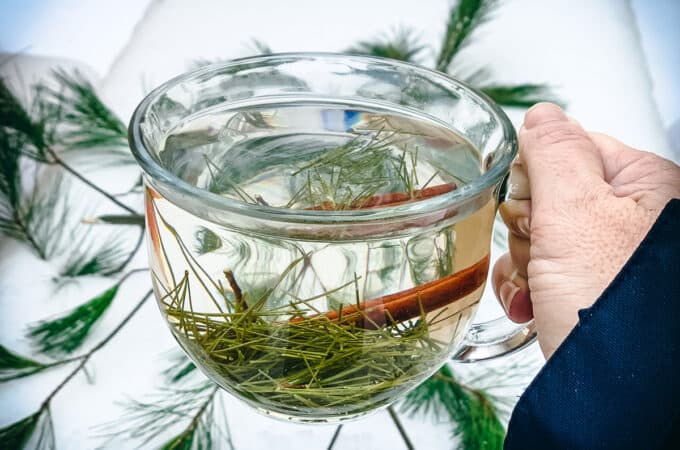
(307, 183), (456, 210)
(292, 254), (489, 329)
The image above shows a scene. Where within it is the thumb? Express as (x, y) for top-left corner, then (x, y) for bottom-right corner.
(519, 103), (607, 212)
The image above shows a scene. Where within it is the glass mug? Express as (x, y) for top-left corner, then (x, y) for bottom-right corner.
(129, 53), (535, 422)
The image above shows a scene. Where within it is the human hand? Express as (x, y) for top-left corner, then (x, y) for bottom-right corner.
(492, 103), (680, 358)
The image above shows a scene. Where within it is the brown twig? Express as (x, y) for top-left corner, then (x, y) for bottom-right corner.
(224, 270), (246, 311)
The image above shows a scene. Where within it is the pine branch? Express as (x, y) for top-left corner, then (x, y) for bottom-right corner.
(59, 224), (144, 278)
(0, 128), (45, 256)
(346, 28), (426, 63)
(1, 287), (149, 448)
(0, 129), (70, 258)
(28, 284), (119, 356)
(45, 150), (138, 214)
(387, 406), (414, 450)
(28, 269), (147, 357)
(327, 425), (343, 450)
(101, 381), (232, 449)
(0, 78), (47, 153)
(402, 364), (505, 450)
(0, 408), (55, 450)
(436, 0), (497, 72)
(481, 84), (564, 108)
(160, 385), (223, 450)
(23, 173), (72, 259)
(0, 345), (48, 382)
(42, 69), (132, 163)
(1, 76), (137, 214)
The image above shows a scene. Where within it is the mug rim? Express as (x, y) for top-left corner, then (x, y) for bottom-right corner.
(128, 52), (517, 225)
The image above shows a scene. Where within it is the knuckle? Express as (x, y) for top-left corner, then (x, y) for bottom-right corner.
(534, 121), (589, 147)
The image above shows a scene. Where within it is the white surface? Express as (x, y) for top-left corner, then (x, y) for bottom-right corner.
(0, 1), (677, 449)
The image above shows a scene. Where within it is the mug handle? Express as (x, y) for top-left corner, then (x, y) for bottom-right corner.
(452, 163), (537, 363)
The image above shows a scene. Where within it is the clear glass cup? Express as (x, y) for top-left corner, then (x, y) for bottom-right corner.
(129, 53), (534, 422)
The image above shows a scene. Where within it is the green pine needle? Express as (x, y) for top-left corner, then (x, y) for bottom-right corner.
(0, 129), (25, 237)
(0, 409), (54, 450)
(59, 234), (130, 278)
(28, 283), (120, 356)
(436, 0), (497, 72)
(0, 78), (47, 153)
(22, 173), (72, 260)
(0, 132), (70, 259)
(402, 364), (505, 450)
(346, 28), (426, 63)
(0, 345), (47, 382)
(481, 84), (564, 108)
(99, 381), (232, 449)
(163, 352), (198, 384)
(42, 69), (133, 163)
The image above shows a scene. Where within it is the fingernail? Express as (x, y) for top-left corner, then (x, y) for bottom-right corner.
(508, 165), (530, 200)
(517, 216), (530, 236)
(524, 103), (566, 130)
(499, 280), (520, 315)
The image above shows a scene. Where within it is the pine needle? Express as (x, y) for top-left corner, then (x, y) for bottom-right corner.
(22, 173), (72, 260)
(0, 409), (55, 450)
(99, 381), (231, 449)
(346, 28), (426, 63)
(163, 352), (198, 384)
(0, 345), (48, 382)
(42, 69), (132, 163)
(436, 0), (498, 72)
(0, 78), (47, 154)
(481, 84), (565, 108)
(402, 364), (505, 450)
(0, 131), (70, 259)
(59, 233), (131, 278)
(28, 283), (120, 356)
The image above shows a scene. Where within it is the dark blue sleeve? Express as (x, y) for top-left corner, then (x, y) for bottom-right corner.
(505, 199), (680, 450)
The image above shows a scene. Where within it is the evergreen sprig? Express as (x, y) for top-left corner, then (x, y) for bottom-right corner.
(59, 233), (133, 278)
(347, 28), (426, 63)
(481, 84), (564, 108)
(0, 408), (55, 450)
(436, 0), (497, 72)
(101, 381), (231, 449)
(27, 283), (121, 357)
(402, 364), (505, 450)
(0, 345), (48, 382)
(0, 129), (70, 258)
(42, 69), (132, 163)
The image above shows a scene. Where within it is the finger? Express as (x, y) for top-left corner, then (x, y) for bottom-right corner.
(499, 199), (531, 238)
(508, 161), (531, 200)
(508, 234), (530, 278)
(588, 131), (643, 183)
(519, 103), (608, 211)
(492, 253), (534, 323)
(589, 131), (680, 203)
